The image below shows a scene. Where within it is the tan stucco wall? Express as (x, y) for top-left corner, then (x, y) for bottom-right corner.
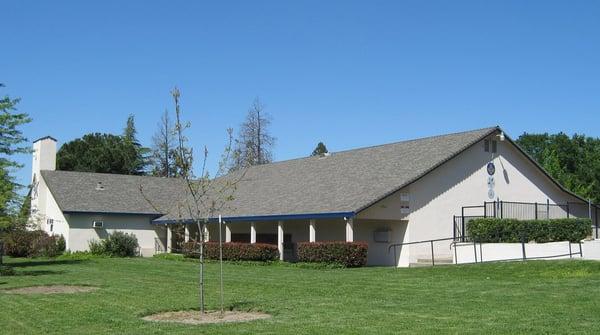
(67, 214), (165, 257)
(359, 135), (584, 264)
(31, 174), (70, 245)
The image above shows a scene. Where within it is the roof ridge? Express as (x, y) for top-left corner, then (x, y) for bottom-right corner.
(41, 169), (185, 182)
(240, 126), (499, 169)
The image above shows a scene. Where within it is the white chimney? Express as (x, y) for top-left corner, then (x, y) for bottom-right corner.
(30, 136), (57, 228)
(32, 136), (57, 183)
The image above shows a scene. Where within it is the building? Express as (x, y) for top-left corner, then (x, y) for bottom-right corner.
(30, 127), (597, 266)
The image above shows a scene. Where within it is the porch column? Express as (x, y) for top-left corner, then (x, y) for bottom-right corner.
(184, 224), (190, 243)
(309, 219), (316, 242)
(203, 224), (210, 242)
(277, 221), (284, 261)
(345, 218), (354, 242)
(166, 225), (173, 252)
(250, 222), (257, 244)
(225, 223), (232, 243)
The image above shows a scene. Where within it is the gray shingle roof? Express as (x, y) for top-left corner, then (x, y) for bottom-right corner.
(41, 170), (187, 215)
(42, 127), (501, 220)
(156, 126), (500, 222)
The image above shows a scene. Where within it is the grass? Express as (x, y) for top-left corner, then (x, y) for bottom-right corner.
(1, 256), (600, 334)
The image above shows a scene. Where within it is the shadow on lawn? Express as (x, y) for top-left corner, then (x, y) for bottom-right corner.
(7, 259), (87, 268)
(16, 270), (66, 276)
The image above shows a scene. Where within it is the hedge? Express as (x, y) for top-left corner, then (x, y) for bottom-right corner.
(3, 230), (66, 257)
(182, 242), (279, 262)
(467, 218), (592, 243)
(297, 241), (368, 267)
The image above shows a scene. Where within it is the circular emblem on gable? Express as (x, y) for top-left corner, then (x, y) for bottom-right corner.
(488, 188), (495, 199)
(487, 162), (496, 176)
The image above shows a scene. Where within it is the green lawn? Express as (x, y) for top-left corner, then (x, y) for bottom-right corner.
(1, 256), (600, 334)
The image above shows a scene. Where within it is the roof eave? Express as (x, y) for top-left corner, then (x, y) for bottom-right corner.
(152, 211), (356, 225)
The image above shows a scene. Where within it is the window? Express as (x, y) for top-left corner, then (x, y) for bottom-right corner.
(484, 139), (497, 153)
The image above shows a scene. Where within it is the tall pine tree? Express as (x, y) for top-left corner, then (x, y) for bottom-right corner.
(0, 84), (32, 229)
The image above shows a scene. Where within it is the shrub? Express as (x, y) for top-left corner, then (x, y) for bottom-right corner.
(3, 230), (65, 257)
(88, 239), (105, 255)
(182, 242), (279, 262)
(30, 234), (65, 257)
(468, 218), (592, 243)
(56, 235), (66, 253)
(297, 241), (368, 267)
(88, 232), (139, 257)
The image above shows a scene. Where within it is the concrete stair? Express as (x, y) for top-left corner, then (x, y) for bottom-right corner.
(409, 258), (454, 267)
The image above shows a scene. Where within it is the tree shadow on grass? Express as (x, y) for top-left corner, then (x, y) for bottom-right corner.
(16, 270), (66, 276)
(7, 259), (87, 268)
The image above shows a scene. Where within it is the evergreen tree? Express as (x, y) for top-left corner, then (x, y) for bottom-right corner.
(311, 142), (328, 156)
(123, 114), (150, 174)
(0, 84), (32, 230)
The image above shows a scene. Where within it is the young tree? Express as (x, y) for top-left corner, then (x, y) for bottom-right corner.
(150, 110), (177, 177)
(311, 142), (328, 156)
(0, 84), (32, 226)
(230, 97), (275, 171)
(170, 88), (194, 178)
(142, 87), (242, 314)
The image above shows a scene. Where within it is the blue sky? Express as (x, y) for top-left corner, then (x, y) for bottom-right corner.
(2, 1), (599, 189)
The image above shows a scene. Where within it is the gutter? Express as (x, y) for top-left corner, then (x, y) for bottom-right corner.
(151, 211), (356, 225)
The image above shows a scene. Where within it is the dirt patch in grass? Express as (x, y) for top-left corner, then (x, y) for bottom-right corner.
(142, 310), (271, 325)
(2, 285), (98, 295)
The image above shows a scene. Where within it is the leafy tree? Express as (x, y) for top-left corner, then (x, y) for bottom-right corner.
(57, 133), (145, 175)
(311, 142), (328, 156)
(230, 97), (275, 171)
(517, 132), (600, 203)
(0, 84), (32, 227)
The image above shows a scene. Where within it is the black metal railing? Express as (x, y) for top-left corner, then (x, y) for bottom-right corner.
(387, 235), (585, 268)
(454, 200), (600, 242)
(388, 237), (457, 266)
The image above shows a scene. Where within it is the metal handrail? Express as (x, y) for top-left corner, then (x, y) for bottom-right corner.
(388, 237), (457, 267)
(388, 236), (584, 267)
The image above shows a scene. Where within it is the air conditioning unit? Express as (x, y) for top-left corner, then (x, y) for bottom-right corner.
(92, 221), (104, 228)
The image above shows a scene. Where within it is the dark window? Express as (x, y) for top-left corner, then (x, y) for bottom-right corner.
(484, 139), (490, 152)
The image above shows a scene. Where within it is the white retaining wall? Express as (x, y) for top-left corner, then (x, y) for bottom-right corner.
(453, 240), (600, 264)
